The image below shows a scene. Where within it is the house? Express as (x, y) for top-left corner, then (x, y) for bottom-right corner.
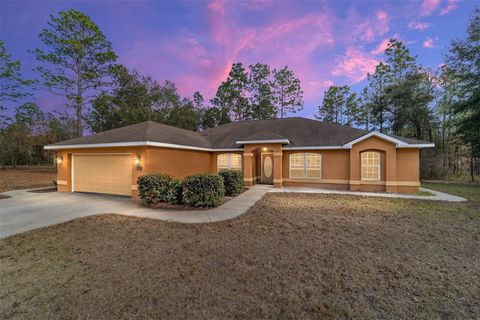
(45, 117), (434, 198)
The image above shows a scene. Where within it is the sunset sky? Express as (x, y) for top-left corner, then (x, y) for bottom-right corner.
(0, 0), (477, 118)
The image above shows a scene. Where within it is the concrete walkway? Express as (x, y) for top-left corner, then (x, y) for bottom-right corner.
(0, 187), (269, 238)
(268, 186), (467, 202)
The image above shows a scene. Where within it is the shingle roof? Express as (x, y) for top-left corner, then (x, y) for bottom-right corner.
(200, 118), (368, 148)
(48, 121), (212, 149)
(47, 117), (432, 149)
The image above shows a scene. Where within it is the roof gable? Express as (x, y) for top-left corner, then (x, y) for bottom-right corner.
(342, 131), (435, 149)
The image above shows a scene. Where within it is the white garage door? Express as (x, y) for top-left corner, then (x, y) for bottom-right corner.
(73, 154), (132, 196)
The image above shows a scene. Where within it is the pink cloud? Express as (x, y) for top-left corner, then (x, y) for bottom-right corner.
(239, 0), (272, 10)
(350, 9), (390, 43)
(408, 21), (430, 30)
(440, 0), (459, 15)
(170, 37), (213, 68)
(204, 3), (335, 100)
(331, 47), (380, 83)
(370, 38), (390, 55)
(423, 37), (434, 48)
(376, 10), (388, 23)
(420, 0), (441, 16)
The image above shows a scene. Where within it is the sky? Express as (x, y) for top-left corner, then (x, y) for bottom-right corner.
(0, 0), (477, 119)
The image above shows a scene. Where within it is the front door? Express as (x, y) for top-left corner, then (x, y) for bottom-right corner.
(261, 153), (274, 184)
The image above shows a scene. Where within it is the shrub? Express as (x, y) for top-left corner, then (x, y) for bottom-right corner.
(218, 169), (244, 196)
(137, 173), (182, 206)
(182, 173), (225, 207)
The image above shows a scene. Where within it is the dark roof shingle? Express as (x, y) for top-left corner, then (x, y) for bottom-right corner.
(48, 117), (432, 149)
(50, 121), (212, 149)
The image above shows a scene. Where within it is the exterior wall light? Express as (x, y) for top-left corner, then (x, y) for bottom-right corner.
(56, 155), (64, 164)
(135, 154), (141, 166)
(262, 147), (267, 151)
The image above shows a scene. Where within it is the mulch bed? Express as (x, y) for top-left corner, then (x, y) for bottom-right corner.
(1, 190), (479, 319)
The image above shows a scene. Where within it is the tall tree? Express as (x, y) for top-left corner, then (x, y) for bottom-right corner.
(384, 39), (417, 134)
(165, 98), (200, 131)
(200, 107), (230, 130)
(32, 9), (117, 137)
(357, 87), (372, 131)
(193, 91), (205, 110)
(87, 66), (157, 132)
(316, 85), (356, 125)
(0, 40), (32, 105)
(447, 7), (480, 181)
(248, 63), (276, 120)
(364, 63), (389, 132)
(272, 66), (303, 118)
(212, 63), (249, 121)
(385, 68), (435, 139)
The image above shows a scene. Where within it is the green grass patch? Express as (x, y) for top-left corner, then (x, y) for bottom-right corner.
(414, 190), (435, 196)
(422, 182), (480, 201)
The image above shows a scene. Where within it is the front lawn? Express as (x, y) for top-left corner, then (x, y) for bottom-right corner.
(422, 181), (480, 201)
(1, 186), (479, 319)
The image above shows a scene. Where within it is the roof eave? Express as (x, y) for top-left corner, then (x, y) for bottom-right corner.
(342, 131), (435, 149)
(235, 139), (290, 145)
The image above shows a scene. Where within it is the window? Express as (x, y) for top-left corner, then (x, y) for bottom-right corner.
(289, 153), (321, 178)
(217, 154), (242, 171)
(361, 151), (381, 180)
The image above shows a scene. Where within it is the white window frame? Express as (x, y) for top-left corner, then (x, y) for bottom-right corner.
(217, 153), (242, 172)
(361, 151), (381, 181)
(289, 153), (322, 179)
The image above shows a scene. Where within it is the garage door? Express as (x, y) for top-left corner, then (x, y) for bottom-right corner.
(73, 154), (132, 196)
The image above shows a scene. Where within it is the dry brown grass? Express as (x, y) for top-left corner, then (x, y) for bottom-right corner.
(0, 169), (56, 193)
(1, 189), (479, 319)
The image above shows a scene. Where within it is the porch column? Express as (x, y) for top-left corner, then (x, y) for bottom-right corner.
(273, 151), (283, 188)
(243, 152), (254, 186)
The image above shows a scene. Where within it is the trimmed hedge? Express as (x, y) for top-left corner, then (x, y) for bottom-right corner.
(218, 169), (244, 196)
(182, 173), (225, 207)
(137, 173), (182, 206)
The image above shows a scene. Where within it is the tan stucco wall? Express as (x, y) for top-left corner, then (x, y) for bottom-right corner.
(146, 147), (212, 179)
(54, 136), (422, 197)
(282, 149), (350, 181)
(349, 136), (395, 192)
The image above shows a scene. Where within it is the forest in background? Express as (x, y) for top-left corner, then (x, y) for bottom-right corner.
(1, 8), (479, 181)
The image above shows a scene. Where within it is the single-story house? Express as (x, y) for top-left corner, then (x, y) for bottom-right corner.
(45, 117), (434, 198)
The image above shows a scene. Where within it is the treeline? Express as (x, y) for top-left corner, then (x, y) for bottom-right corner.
(1, 9), (304, 166)
(1, 8), (479, 181)
(316, 9), (480, 181)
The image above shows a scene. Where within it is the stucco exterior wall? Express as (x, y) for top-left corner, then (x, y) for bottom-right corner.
(281, 149), (350, 188)
(53, 135), (422, 197)
(349, 136), (395, 192)
(395, 148), (420, 193)
(146, 147), (212, 179)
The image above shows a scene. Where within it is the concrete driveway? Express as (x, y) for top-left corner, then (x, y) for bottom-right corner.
(0, 187), (269, 238)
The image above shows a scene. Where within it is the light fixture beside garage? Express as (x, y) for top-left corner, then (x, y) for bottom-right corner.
(56, 155), (63, 164)
(134, 154), (141, 166)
